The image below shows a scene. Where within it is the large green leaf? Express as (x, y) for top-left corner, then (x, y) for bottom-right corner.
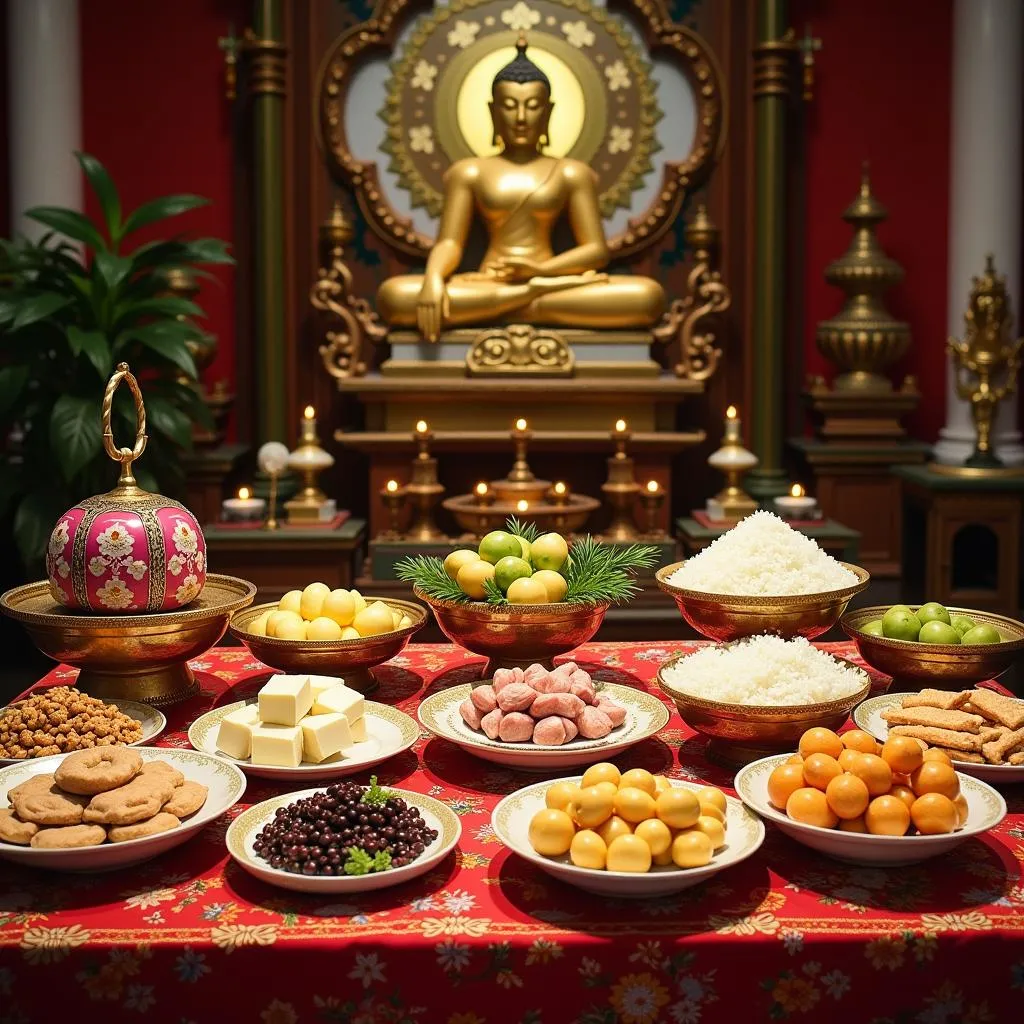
(0, 365), (28, 414)
(128, 236), (234, 269)
(93, 250), (133, 294)
(122, 195), (209, 236)
(0, 295), (20, 324)
(66, 326), (112, 380)
(146, 394), (194, 450)
(113, 295), (204, 326)
(11, 291), (73, 330)
(13, 490), (63, 572)
(24, 206), (106, 251)
(50, 394), (103, 481)
(132, 330), (197, 379)
(77, 152), (121, 241)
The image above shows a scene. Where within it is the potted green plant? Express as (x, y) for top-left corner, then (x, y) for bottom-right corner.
(0, 151), (233, 574)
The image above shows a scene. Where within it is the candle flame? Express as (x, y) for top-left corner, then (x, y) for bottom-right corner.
(646, 480), (659, 493)
(516, 499), (529, 513)
(238, 486), (250, 500)
(514, 417), (528, 431)
(615, 418), (627, 432)
(304, 405), (315, 419)
(553, 482), (567, 495)
(790, 483), (804, 498)
(386, 479), (399, 493)
(415, 419), (428, 434)
(726, 405), (737, 419)
(475, 482), (488, 496)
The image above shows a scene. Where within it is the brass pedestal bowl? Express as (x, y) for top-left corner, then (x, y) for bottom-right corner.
(443, 494), (600, 536)
(655, 562), (871, 642)
(0, 574), (256, 706)
(842, 606), (1024, 689)
(229, 598), (427, 696)
(414, 589), (609, 676)
(657, 652), (871, 767)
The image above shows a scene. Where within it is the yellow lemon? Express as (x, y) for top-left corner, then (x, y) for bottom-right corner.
(671, 830), (714, 868)
(606, 834), (652, 873)
(444, 549), (481, 581)
(655, 788), (701, 830)
(545, 782), (582, 813)
(528, 809), (575, 856)
(696, 787), (728, 815)
(307, 616), (343, 641)
(349, 590), (367, 615)
(457, 560), (496, 600)
(574, 785), (615, 829)
(322, 589), (356, 627)
(278, 590), (302, 615)
(654, 775), (673, 795)
(595, 814), (632, 846)
(353, 603), (394, 638)
(581, 762), (621, 789)
(633, 817), (672, 856)
(399, 614), (413, 629)
(266, 609), (303, 638)
(613, 786), (657, 824)
(248, 610), (271, 636)
(531, 569), (568, 603)
(569, 829), (607, 869)
(341, 626), (360, 640)
(506, 577), (550, 604)
(272, 614), (307, 641)
(299, 582), (331, 622)
(618, 768), (657, 797)
(692, 815), (726, 850)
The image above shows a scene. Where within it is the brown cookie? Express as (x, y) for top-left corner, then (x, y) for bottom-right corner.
(9, 774), (89, 826)
(30, 823), (107, 849)
(162, 781), (207, 818)
(0, 807), (39, 845)
(139, 760), (185, 788)
(107, 812), (180, 843)
(55, 746), (143, 796)
(82, 774), (176, 826)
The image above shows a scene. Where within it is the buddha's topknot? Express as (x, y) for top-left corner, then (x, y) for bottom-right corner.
(492, 35), (550, 94)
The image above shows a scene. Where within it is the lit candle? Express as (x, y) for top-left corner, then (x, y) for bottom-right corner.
(304, 405), (315, 420)
(724, 405), (741, 443)
(550, 481), (570, 506)
(221, 485), (266, 522)
(774, 482), (817, 518)
(474, 481), (493, 506)
(614, 418), (628, 434)
(516, 498), (529, 513)
(415, 419), (429, 435)
(299, 404), (318, 442)
(385, 479), (400, 494)
(646, 480), (660, 494)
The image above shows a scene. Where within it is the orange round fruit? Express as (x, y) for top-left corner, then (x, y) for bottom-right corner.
(613, 786), (657, 824)
(798, 727), (843, 760)
(838, 748), (863, 772)
(786, 753), (804, 765)
(848, 753), (893, 797)
(839, 816), (868, 833)
(889, 784), (917, 812)
(767, 763), (807, 810)
(842, 729), (879, 754)
(910, 760), (959, 800)
(618, 768), (657, 797)
(910, 793), (958, 835)
(864, 794), (911, 836)
(922, 747), (953, 766)
(786, 787), (839, 830)
(596, 814), (633, 846)
(824, 773), (870, 820)
(802, 753), (843, 791)
(881, 736), (925, 775)
(953, 793), (969, 828)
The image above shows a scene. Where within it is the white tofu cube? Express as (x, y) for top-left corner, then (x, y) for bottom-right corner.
(313, 685), (364, 721)
(307, 675), (345, 703)
(250, 724), (304, 767)
(348, 716), (368, 743)
(215, 704), (260, 760)
(258, 675), (312, 726)
(301, 713), (353, 763)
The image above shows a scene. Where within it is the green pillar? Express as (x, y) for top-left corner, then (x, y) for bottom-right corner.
(747, 0), (790, 499)
(251, 0), (288, 444)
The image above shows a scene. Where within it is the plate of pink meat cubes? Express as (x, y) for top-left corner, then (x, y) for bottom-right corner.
(417, 662), (671, 770)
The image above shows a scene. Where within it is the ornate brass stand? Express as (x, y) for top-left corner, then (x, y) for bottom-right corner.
(404, 423), (446, 540)
(601, 422), (640, 541)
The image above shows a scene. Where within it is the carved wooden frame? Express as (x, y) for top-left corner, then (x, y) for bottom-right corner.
(316, 0), (726, 261)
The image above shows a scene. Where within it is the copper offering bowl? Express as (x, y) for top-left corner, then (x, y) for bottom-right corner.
(443, 494), (600, 536)
(414, 589), (609, 677)
(655, 561), (871, 642)
(657, 650), (872, 767)
(0, 574), (256, 706)
(842, 605), (1024, 689)
(230, 597), (427, 696)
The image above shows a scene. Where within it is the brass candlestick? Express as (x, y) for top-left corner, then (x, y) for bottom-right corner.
(601, 420), (640, 541)
(492, 418), (550, 503)
(707, 406), (758, 521)
(379, 480), (407, 540)
(256, 441), (290, 531)
(404, 421), (445, 540)
(640, 480), (667, 539)
(285, 406), (336, 523)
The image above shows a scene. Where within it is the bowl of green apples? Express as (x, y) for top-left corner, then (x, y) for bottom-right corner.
(841, 602), (1024, 688)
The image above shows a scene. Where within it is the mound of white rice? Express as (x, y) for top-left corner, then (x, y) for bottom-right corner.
(661, 634), (866, 706)
(668, 510), (857, 595)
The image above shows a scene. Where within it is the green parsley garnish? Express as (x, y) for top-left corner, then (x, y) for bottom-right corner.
(360, 775), (395, 808)
(342, 846), (393, 875)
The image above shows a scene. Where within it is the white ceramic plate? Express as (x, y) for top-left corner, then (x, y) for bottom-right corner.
(418, 682), (671, 771)
(226, 785), (461, 893)
(854, 692), (1024, 784)
(492, 776), (765, 897)
(0, 746), (246, 872)
(188, 699), (419, 780)
(735, 753), (1006, 866)
(0, 696), (166, 766)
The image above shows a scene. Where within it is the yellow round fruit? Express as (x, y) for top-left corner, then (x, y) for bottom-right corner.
(619, 768), (657, 797)
(506, 577), (550, 604)
(692, 815), (726, 850)
(341, 626), (360, 640)
(671, 830), (714, 868)
(350, 590), (367, 615)
(531, 532), (569, 572)
(399, 614), (413, 629)
(864, 795), (911, 836)
(322, 589), (356, 627)
(391, 611), (403, 629)
(652, 846), (674, 866)
(353, 603), (394, 638)
(593, 781), (619, 799)
(306, 616), (344, 641)
(633, 817), (672, 856)
(910, 793), (958, 835)
(444, 549), (481, 581)
(606, 834), (652, 873)
(531, 569), (568, 603)
(266, 609), (304, 638)
(654, 775), (672, 795)
(595, 814), (632, 846)
(613, 786), (657, 824)
(545, 782), (582, 813)
(569, 829), (607, 869)
(299, 582), (330, 622)
(273, 614), (307, 641)
(248, 610), (271, 637)
(457, 560), (496, 600)
(528, 808), (575, 856)
(953, 793), (969, 827)
(655, 788), (701, 830)
(574, 786), (615, 829)
(581, 762), (621, 789)
(278, 590), (302, 615)
(767, 763), (806, 810)
(697, 802), (726, 825)
(696, 787), (727, 815)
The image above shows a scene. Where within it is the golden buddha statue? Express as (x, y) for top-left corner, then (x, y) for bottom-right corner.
(376, 38), (666, 342)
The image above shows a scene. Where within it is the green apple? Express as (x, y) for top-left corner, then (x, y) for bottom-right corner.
(531, 532), (569, 572)
(951, 615), (977, 637)
(919, 620), (960, 644)
(888, 604), (914, 617)
(493, 556), (533, 594)
(962, 623), (1002, 645)
(882, 606), (922, 642)
(443, 549), (481, 581)
(861, 619), (885, 637)
(917, 601), (951, 626)
(478, 531), (524, 565)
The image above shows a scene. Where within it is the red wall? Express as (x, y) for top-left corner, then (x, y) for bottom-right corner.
(792, 0), (953, 443)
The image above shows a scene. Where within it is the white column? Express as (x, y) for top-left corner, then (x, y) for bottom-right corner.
(7, 0), (82, 238)
(933, 0), (1023, 466)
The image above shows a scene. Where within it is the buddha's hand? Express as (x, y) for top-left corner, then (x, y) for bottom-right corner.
(490, 256), (545, 282)
(416, 274), (448, 342)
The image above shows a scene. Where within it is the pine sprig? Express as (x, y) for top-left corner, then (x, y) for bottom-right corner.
(483, 576), (507, 604)
(564, 537), (660, 605)
(505, 516), (539, 543)
(395, 555), (464, 602)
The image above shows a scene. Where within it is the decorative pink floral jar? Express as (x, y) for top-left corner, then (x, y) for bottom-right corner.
(45, 364), (208, 614)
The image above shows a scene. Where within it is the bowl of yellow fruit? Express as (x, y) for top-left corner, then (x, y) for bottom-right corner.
(492, 763), (764, 897)
(229, 584), (426, 694)
(397, 519), (657, 676)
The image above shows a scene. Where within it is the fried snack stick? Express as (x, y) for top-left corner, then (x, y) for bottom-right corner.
(939, 748), (985, 764)
(981, 727), (1024, 764)
(901, 689), (972, 711)
(889, 725), (984, 752)
(1009, 751), (1024, 766)
(968, 689), (1024, 730)
(882, 706), (984, 732)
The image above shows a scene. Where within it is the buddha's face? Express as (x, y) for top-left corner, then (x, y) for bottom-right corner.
(489, 81), (553, 152)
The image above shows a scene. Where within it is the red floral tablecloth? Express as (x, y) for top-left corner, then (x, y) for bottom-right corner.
(1, 642), (1023, 1024)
